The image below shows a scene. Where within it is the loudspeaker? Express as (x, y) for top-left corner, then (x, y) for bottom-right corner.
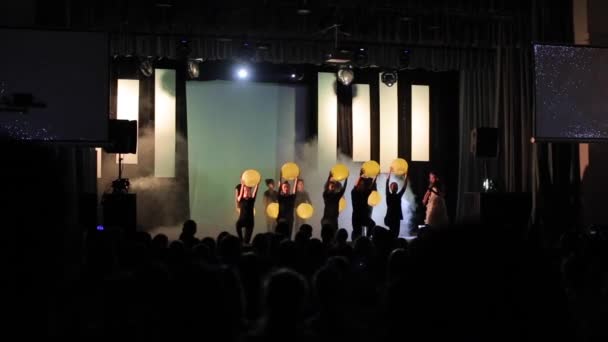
(471, 127), (498, 158)
(102, 193), (137, 235)
(105, 119), (137, 154)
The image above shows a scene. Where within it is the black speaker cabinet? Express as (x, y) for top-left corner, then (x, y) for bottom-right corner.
(102, 193), (137, 235)
(105, 119), (137, 154)
(471, 127), (498, 158)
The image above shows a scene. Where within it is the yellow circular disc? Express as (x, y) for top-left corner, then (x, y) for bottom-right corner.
(339, 197), (347, 212)
(362, 160), (380, 178)
(331, 163), (349, 181)
(266, 203), (279, 219)
(391, 158), (409, 176)
(367, 190), (381, 207)
(241, 169), (261, 187)
(281, 162), (300, 180)
(296, 203), (314, 219)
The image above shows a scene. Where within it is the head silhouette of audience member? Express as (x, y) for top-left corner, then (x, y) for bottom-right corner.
(336, 229), (348, 245)
(179, 219), (199, 248)
(201, 237), (216, 256)
(321, 224), (335, 245)
(353, 236), (373, 262)
(276, 221), (289, 238)
(252, 233), (270, 258)
(218, 234), (242, 265)
(387, 248), (408, 283)
(217, 231), (230, 244)
(299, 224), (313, 239)
(152, 233), (169, 250)
(294, 230), (309, 245)
(262, 268), (309, 325)
(278, 240), (298, 270)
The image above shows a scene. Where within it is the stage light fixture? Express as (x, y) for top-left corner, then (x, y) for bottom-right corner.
(139, 57), (154, 77)
(187, 59), (201, 79)
(236, 66), (250, 80)
(381, 71), (398, 87)
(337, 66), (354, 86)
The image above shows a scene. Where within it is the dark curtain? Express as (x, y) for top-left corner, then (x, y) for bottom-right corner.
(336, 82), (352, 157)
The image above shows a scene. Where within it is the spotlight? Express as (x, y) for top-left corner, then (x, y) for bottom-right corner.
(381, 71), (398, 87)
(139, 57), (154, 77)
(337, 66), (354, 86)
(399, 48), (411, 69)
(187, 59), (201, 79)
(236, 66), (250, 80)
(353, 47), (368, 67)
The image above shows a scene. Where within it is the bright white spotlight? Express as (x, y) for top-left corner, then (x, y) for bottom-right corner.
(236, 67), (249, 79)
(291, 73), (296, 78)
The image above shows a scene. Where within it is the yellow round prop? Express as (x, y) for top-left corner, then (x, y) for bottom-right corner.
(391, 158), (409, 176)
(339, 197), (347, 212)
(296, 203), (314, 219)
(331, 163), (349, 181)
(241, 169), (261, 187)
(367, 190), (382, 207)
(281, 162), (300, 180)
(362, 160), (380, 178)
(266, 203), (279, 219)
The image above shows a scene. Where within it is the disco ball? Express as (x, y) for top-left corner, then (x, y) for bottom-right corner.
(337, 67), (354, 86)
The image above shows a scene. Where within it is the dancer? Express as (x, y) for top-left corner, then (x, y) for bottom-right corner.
(384, 168), (408, 239)
(263, 179), (278, 232)
(351, 169), (377, 241)
(321, 172), (348, 243)
(422, 171), (449, 227)
(235, 181), (259, 244)
(294, 179), (311, 237)
(277, 173), (298, 239)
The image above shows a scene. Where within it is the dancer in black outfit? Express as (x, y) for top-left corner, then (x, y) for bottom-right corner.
(351, 170), (377, 241)
(277, 175), (298, 239)
(235, 182), (259, 244)
(263, 179), (278, 232)
(294, 179), (311, 236)
(321, 172), (348, 243)
(384, 168), (408, 239)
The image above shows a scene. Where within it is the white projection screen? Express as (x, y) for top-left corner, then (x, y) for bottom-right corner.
(0, 28), (109, 142)
(186, 81), (307, 238)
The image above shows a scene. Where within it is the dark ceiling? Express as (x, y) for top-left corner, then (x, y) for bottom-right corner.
(1, 0), (572, 66)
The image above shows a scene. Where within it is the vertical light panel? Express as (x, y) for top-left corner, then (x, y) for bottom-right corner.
(96, 148), (102, 178)
(155, 69), (176, 177)
(379, 74), (399, 169)
(317, 72), (338, 167)
(116, 79), (139, 164)
(411, 85), (430, 161)
(352, 84), (371, 162)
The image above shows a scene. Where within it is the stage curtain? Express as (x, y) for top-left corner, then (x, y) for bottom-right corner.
(336, 82), (352, 157)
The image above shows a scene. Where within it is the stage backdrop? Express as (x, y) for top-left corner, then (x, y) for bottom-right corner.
(186, 80), (307, 238)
